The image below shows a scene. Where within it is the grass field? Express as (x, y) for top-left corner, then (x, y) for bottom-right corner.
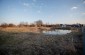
(0, 28), (83, 55)
(0, 27), (51, 33)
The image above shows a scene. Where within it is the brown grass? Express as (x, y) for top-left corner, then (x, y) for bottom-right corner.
(0, 30), (83, 55)
(0, 27), (51, 33)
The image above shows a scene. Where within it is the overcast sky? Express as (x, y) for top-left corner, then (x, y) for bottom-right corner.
(0, 0), (85, 24)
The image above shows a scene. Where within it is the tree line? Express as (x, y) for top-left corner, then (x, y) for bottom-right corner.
(0, 20), (83, 28)
(0, 20), (44, 28)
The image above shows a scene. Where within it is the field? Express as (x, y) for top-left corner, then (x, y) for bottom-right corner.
(0, 27), (51, 33)
(0, 27), (83, 55)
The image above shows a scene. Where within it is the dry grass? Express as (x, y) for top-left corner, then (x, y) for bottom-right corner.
(0, 27), (51, 33)
(0, 30), (83, 55)
(0, 27), (37, 32)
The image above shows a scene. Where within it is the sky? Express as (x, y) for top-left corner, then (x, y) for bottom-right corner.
(0, 0), (85, 24)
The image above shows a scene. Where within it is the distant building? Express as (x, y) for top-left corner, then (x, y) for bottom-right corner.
(66, 24), (83, 28)
(61, 24), (66, 27)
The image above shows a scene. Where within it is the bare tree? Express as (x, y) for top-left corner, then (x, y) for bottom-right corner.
(8, 23), (16, 27)
(18, 22), (28, 27)
(35, 20), (43, 27)
(29, 23), (35, 27)
(0, 23), (8, 28)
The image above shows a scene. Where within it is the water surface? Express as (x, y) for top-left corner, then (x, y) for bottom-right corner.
(43, 29), (71, 35)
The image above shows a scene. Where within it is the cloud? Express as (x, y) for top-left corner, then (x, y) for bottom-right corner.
(41, 3), (44, 5)
(83, 1), (85, 4)
(23, 9), (27, 12)
(71, 6), (78, 10)
(82, 13), (85, 15)
(33, 0), (36, 2)
(37, 10), (41, 13)
(23, 3), (30, 7)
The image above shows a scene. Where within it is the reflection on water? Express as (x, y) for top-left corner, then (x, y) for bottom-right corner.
(43, 29), (71, 35)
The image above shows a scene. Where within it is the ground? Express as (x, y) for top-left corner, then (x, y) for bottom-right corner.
(0, 30), (83, 55)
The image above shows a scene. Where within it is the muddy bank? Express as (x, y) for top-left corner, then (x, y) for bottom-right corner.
(0, 31), (83, 55)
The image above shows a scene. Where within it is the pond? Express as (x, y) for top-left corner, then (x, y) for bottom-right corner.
(42, 29), (72, 35)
